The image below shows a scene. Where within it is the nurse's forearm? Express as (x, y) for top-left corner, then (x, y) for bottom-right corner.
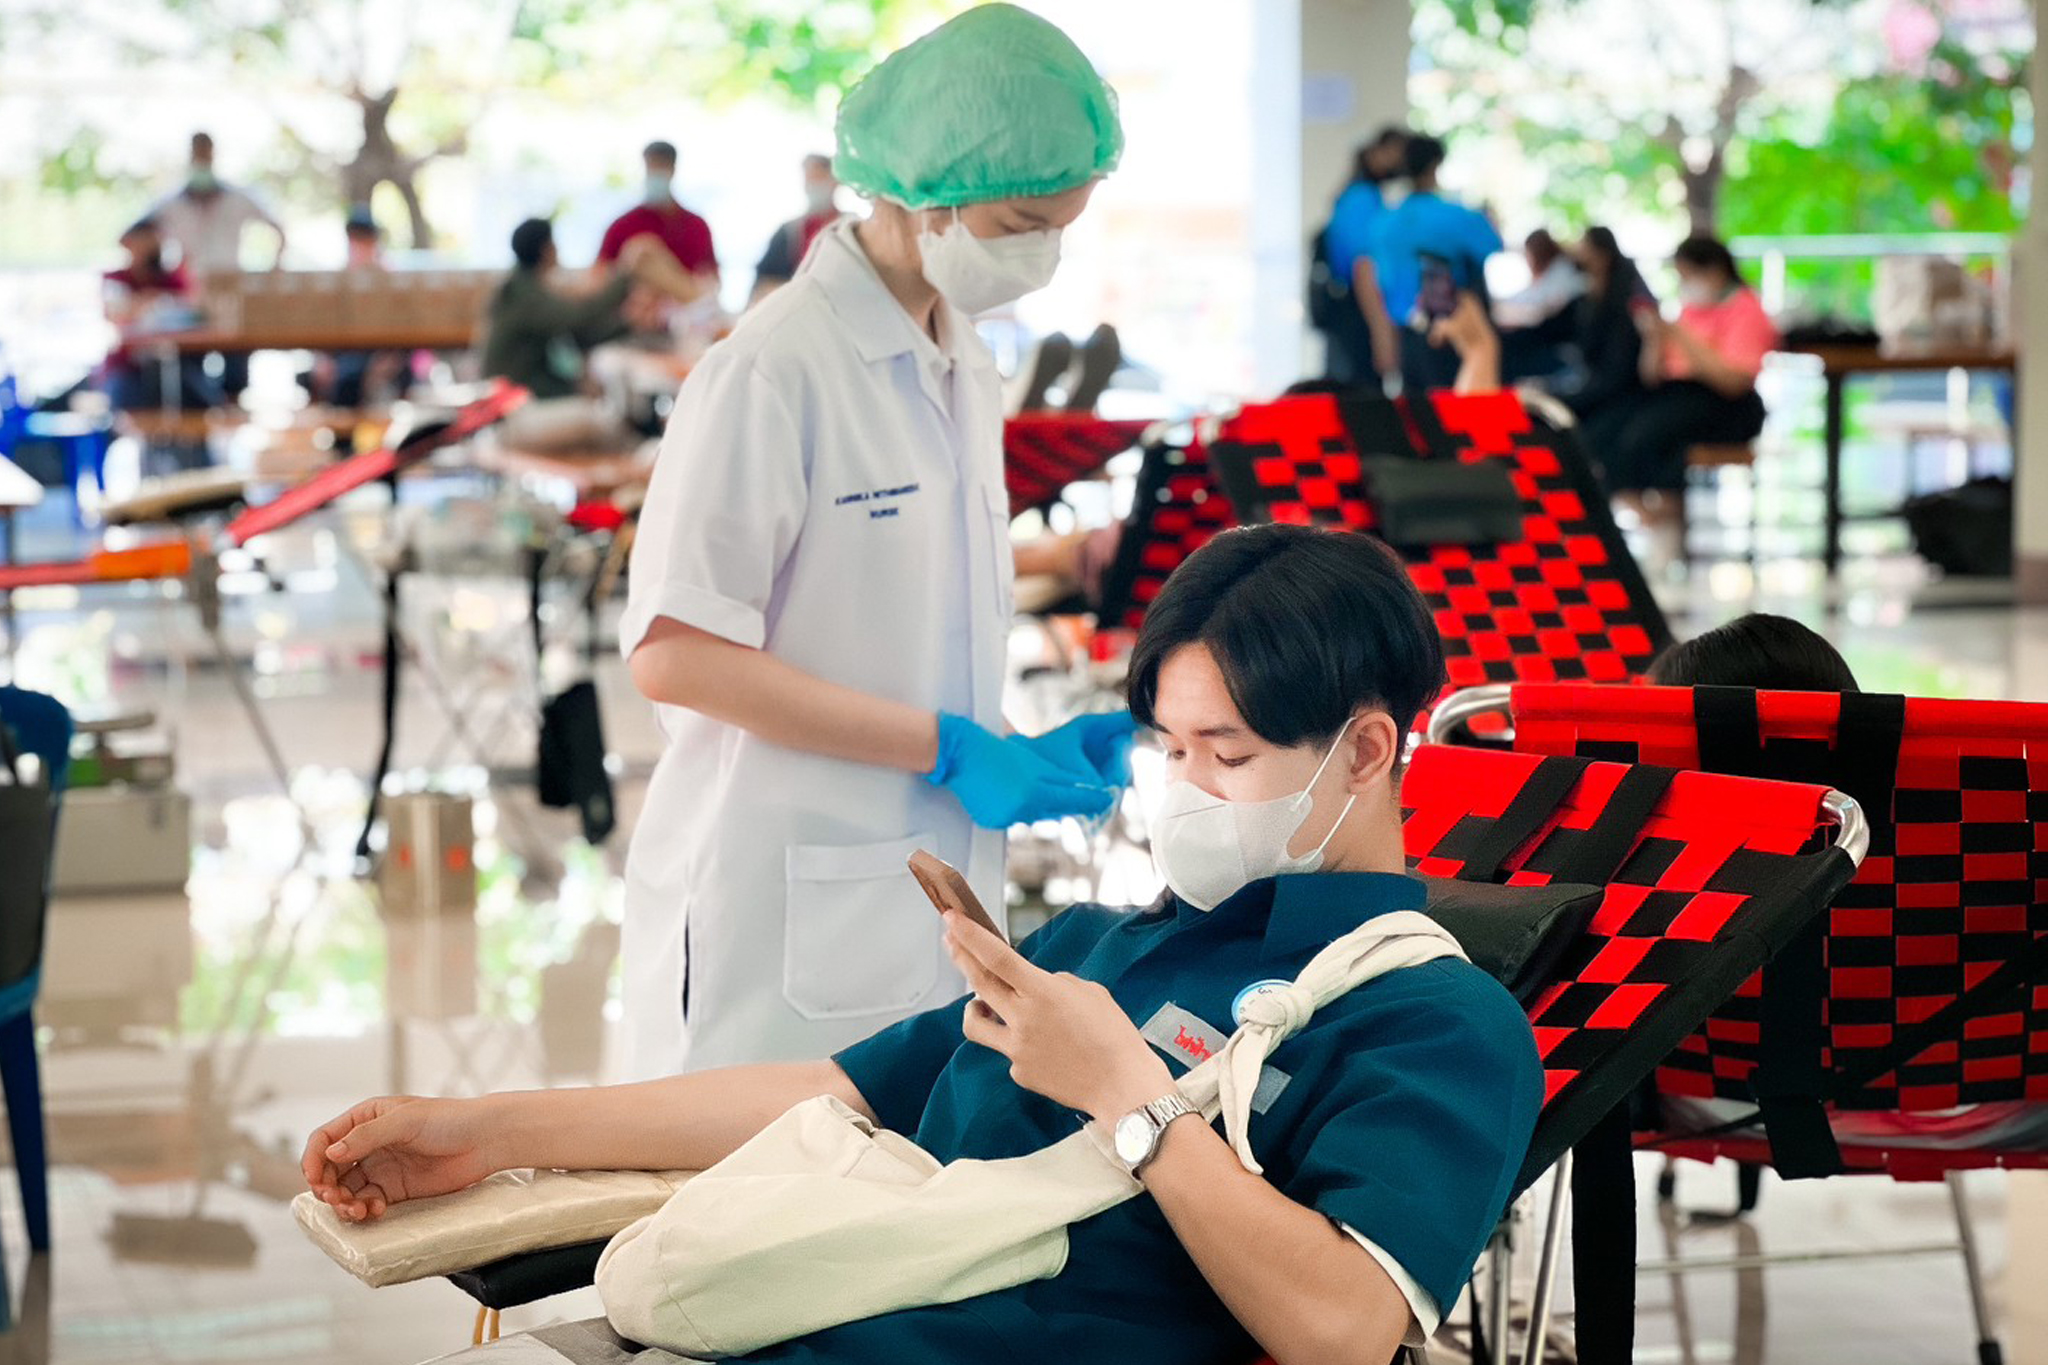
(630, 619), (941, 772)
(1140, 1120), (1411, 1365)
(484, 1061), (875, 1174)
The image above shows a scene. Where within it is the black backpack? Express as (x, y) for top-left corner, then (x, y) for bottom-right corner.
(1306, 222), (1350, 333)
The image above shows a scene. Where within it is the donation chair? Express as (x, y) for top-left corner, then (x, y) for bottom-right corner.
(1094, 431), (1238, 635)
(1205, 388), (1672, 718)
(1001, 414), (1153, 521)
(0, 686), (73, 1252)
(418, 744), (1860, 1365)
(1431, 681), (2048, 1365)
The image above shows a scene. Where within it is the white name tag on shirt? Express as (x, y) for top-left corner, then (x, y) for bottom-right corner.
(1139, 1003), (1291, 1113)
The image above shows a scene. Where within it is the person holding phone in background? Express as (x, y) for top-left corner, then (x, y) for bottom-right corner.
(1592, 234), (1777, 499)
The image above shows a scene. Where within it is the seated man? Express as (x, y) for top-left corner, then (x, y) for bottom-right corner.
(303, 524), (1544, 1364)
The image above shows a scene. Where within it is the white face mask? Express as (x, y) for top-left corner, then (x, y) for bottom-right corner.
(1150, 721), (1359, 912)
(1678, 278), (1717, 308)
(915, 210), (1062, 316)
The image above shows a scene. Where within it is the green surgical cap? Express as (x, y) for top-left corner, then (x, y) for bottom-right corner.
(834, 4), (1123, 210)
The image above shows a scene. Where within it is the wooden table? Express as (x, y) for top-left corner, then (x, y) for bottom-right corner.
(1778, 341), (2016, 574)
(147, 323), (480, 356)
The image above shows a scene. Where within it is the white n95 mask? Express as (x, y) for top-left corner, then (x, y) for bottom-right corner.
(917, 211), (1062, 316)
(1150, 721), (1359, 911)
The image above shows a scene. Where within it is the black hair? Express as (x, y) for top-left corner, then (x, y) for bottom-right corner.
(509, 217), (554, 268)
(1127, 525), (1447, 747)
(1579, 226), (1622, 271)
(1673, 233), (1745, 286)
(1403, 134), (1447, 181)
(1524, 229), (1561, 269)
(1649, 613), (1859, 692)
(643, 140), (678, 167)
(121, 216), (161, 240)
(1352, 125), (1408, 183)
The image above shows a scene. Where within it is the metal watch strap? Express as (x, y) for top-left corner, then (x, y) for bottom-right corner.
(1130, 1092), (1198, 1172)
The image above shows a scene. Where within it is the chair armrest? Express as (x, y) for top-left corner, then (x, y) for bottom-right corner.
(445, 1239), (610, 1311)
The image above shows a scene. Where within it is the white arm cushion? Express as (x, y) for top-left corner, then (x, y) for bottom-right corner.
(293, 1167), (695, 1288)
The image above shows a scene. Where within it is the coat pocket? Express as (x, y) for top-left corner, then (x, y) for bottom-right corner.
(783, 833), (939, 1019)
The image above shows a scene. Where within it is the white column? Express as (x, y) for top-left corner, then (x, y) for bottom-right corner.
(2014, 0), (2048, 598)
(1248, 0), (1412, 397)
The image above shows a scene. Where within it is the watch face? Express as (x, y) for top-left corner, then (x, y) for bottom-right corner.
(1113, 1112), (1153, 1166)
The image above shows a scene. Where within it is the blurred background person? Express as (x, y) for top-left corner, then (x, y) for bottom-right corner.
(483, 217), (662, 453)
(150, 131), (285, 404)
(1309, 125), (1407, 388)
(1549, 226), (1656, 449)
(1357, 133), (1503, 395)
(151, 131), (286, 277)
(101, 216), (219, 412)
(750, 153), (844, 304)
(1596, 233), (1777, 506)
(596, 139), (719, 307)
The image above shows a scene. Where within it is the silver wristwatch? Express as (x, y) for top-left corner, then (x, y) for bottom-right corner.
(1112, 1092), (1198, 1173)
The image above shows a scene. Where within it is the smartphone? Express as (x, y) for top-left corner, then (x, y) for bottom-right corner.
(908, 849), (1007, 944)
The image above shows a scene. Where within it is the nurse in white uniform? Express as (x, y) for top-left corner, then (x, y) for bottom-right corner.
(618, 5), (1135, 1079)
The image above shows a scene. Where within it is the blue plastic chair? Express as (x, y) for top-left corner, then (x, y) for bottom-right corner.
(0, 686), (70, 1252)
(0, 369), (112, 522)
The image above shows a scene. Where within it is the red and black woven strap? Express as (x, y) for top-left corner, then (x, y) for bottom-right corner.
(1402, 743), (1853, 1175)
(1096, 436), (1239, 632)
(1001, 414), (1152, 519)
(1403, 743), (1854, 1365)
(1508, 683), (2048, 1118)
(1203, 391), (1671, 735)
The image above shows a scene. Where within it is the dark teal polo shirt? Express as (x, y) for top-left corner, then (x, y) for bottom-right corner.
(741, 871), (1543, 1365)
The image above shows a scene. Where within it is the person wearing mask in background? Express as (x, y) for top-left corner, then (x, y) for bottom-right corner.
(751, 154), (845, 305)
(151, 131), (286, 404)
(1309, 125), (1407, 387)
(1547, 226), (1656, 453)
(152, 132), (287, 277)
(617, 6), (1133, 1082)
(596, 139), (719, 306)
(102, 217), (220, 411)
(1357, 134), (1503, 396)
(1596, 234), (1778, 510)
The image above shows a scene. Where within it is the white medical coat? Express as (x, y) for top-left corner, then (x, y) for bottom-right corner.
(617, 220), (1010, 1079)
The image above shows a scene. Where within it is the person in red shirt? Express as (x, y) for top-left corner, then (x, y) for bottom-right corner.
(101, 217), (221, 410)
(1592, 234), (1777, 496)
(597, 140), (719, 304)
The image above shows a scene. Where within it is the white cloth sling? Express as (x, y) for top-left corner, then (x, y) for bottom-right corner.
(596, 910), (1467, 1358)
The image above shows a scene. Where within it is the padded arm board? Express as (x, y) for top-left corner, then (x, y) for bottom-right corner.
(293, 1166), (690, 1288)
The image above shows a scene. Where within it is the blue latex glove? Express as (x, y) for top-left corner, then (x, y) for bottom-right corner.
(927, 712), (1117, 829)
(1013, 711), (1140, 787)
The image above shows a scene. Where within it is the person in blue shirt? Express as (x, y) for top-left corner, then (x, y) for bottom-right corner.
(1359, 134), (1505, 397)
(1311, 126), (1408, 387)
(302, 525), (1545, 1365)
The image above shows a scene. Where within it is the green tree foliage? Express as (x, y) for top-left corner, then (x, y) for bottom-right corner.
(11, 0), (950, 247)
(1413, 0), (2025, 250)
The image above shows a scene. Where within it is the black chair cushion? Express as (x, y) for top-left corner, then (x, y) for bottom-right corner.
(1420, 876), (1600, 1005)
